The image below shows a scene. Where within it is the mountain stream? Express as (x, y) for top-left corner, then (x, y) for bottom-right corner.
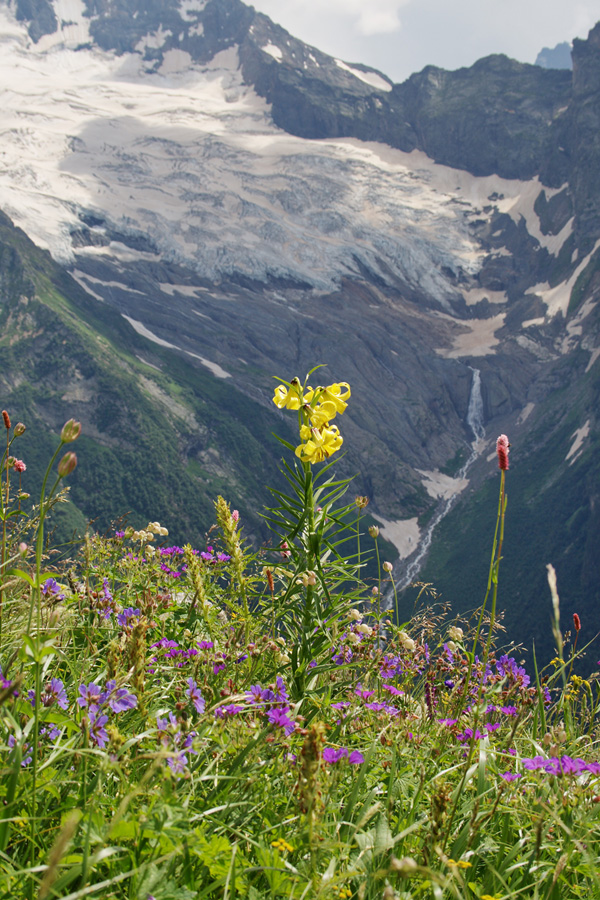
(392, 366), (486, 594)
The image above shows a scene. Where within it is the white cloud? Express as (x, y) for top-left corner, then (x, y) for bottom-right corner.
(253, 0), (406, 38)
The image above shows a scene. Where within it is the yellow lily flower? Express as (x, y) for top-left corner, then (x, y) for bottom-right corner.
(273, 382), (303, 410)
(295, 424), (343, 464)
(307, 401), (337, 428)
(318, 382), (351, 415)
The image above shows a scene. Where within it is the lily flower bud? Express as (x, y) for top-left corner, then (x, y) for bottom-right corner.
(58, 451), (77, 477)
(61, 419), (81, 443)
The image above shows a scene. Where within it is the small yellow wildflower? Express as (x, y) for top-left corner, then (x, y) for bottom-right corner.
(481, 895), (500, 900)
(447, 859), (472, 869)
(271, 838), (293, 853)
(337, 888), (352, 899)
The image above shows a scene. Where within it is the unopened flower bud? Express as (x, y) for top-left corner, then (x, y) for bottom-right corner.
(18, 542), (27, 557)
(383, 561), (393, 573)
(348, 608), (362, 621)
(2, 410), (10, 430)
(368, 525), (379, 538)
(232, 509), (239, 522)
(446, 640), (457, 652)
(448, 625), (464, 641)
(6, 456), (15, 468)
(61, 419), (81, 443)
(355, 495), (369, 509)
(13, 422), (26, 437)
(573, 613), (581, 633)
(356, 623), (373, 635)
(348, 632), (360, 645)
(58, 451), (77, 477)
(371, 585), (379, 595)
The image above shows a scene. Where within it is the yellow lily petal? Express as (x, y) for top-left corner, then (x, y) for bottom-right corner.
(273, 384), (302, 410)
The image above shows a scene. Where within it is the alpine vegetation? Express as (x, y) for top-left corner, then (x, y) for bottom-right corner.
(0, 379), (598, 900)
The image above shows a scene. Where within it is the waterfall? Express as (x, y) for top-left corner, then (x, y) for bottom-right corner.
(466, 366), (485, 442)
(393, 366), (485, 593)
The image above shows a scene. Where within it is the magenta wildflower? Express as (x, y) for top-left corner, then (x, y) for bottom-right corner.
(500, 772), (522, 782)
(323, 747), (364, 765)
(496, 434), (510, 470)
(382, 683), (403, 696)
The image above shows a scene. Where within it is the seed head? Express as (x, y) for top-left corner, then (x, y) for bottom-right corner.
(2, 410), (10, 430)
(573, 613), (581, 633)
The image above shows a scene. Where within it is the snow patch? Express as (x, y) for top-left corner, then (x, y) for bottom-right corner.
(159, 283), (208, 297)
(436, 314), (505, 358)
(526, 240), (600, 319)
(462, 287), (507, 306)
(136, 27), (172, 53)
(517, 402), (535, 424)
(586, 348), (600, 373)
(334, 59), (392, 92)
(184, 351), (231, 379)
(416, 469), (468, 501)
(566, 420), (590, 464)
(180, 0), (207, 21)
(160, 49), (193, 74)
(35, 0), (91, 50)
(122, 316), (178, 348)
(372, 515), (420, 560)
(262, 43), (283, 62)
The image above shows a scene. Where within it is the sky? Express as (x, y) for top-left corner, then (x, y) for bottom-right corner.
(249, 0), (600, 83)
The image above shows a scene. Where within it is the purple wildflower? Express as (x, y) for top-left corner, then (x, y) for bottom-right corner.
(500, 772), (522, 782)
(88, 710), (109, 748)
(246, 684), (264, 704)
(214, 704), (243, 718)
(167, 751), (188, 775)
(41, 578), (65, 600)
(266, 707), (295, 735)
(77, 683), (104, 708)
(104, 680), (137, 713)
(116, 607), (141, 628)
(7, 735), (32, 767)
(186, 678), (205, 714)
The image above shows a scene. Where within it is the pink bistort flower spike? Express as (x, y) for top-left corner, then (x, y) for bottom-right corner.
(496, 434), (510, 470)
